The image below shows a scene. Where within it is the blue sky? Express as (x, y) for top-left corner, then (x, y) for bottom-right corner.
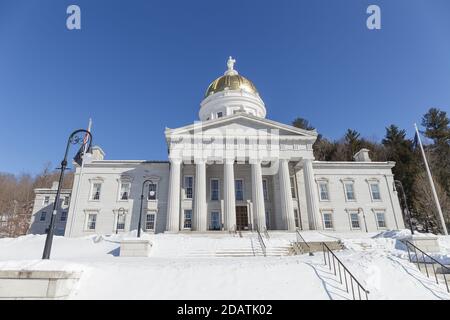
(0, 0), (449, 175)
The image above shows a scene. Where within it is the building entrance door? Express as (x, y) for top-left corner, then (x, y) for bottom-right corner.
(236, 206), (249, 231)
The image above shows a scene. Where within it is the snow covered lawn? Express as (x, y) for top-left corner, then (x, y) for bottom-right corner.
(0, 231), (449, 300)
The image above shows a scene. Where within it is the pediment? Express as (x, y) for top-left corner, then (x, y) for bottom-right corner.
(166, 114), (317, 139)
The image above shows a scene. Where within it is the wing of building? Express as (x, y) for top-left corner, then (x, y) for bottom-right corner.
(30, 58), (405, 237)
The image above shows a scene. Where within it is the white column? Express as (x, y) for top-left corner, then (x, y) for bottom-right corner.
(303, 159), (320, 230)
(166, 159), (181, 232)
(251, 160), (266, 231)
(223, 159), (236, 230)
(279, 159), (296, 231)
(193, 160), (207, 231)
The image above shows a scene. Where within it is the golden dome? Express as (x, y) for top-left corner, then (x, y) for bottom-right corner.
(204, 74), (259, 98)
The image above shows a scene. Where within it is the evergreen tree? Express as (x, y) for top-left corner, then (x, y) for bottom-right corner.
(421, 108), (450, 194)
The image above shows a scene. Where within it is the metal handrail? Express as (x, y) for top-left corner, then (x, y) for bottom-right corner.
(264, 227), (270, 240)
(401, 240), (449, 293)
(296, 229), (313, 256)
(256, 226), (267, 257)
(322, 242), (369, 300)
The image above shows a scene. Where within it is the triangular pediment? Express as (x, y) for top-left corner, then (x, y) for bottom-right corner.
(166, 113), (318, 138)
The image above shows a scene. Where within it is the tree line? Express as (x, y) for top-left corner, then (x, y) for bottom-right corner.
(293, 107), (450, 233)
(0, 164), (73, 237)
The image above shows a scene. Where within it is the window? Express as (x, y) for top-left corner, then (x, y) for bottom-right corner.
(322, 211), (333, 229)
(344, 182), (355, 201)
(87, 213), (97, 230)
(184, 176), (193, 199)
(210, 179), (219, 201)
(235, 179), (244, 201)
(91, 183), (102, 200)
(370, 183), (381, 200)
(319, 182), (329, 201)
(116, 213), (126, 231)
(294, 209), (300, 228)
(290, 177), (296, 198)
(183, 210), (192, 229)
(119, 182), (131, 200)
(375, 211), (386, 228)
(63, 196), (70, 206)
(145, 212), (155, 230)
(210, 211), (221, 230)
(43, 196), (50, 205)
(148, 183), (157, 200)
(262, 179), (269, 201)
(349, 212), (360, 229)
(40, 212), (47, 222)
(217, 112), (223, 118)
(60, 211), (67, 222)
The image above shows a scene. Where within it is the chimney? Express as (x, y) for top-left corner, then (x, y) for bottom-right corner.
(90, 146), (105, 161)
(51, 181), (59, 190)
(353, 148), (371, 162)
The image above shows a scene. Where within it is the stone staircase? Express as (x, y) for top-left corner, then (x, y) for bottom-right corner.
(289, 241), (345, 255)
(182, 232), (293, 257)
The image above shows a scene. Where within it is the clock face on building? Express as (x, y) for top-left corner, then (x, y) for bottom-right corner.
(149, 191), (156, 197)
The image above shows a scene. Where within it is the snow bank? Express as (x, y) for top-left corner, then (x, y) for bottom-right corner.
(0, 231), (449, 300)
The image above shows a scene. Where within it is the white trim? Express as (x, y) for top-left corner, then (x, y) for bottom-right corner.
(346, 209), (361, 230)
(112, 209), (129, 232)
(316, 178), (330, 202)
(321, 209), (334, 230)
(372, 208), (388, 230)
(83, 209), (99, 232)
(341, 179), (356, 202)
(89, 181), (103, 202)
(147, 181), (158, 201)
(183, 209), (193, 230)
(366, 179), (382, 202)
(117, 180), (131, 202)
(183, 175), (194, 200)
(145, 210), (157, 232)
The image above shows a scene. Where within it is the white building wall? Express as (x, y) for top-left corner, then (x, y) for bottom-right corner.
(307, 162), (405, 232)
(29, 189), (71, 236)
(65, 161), (170, 237)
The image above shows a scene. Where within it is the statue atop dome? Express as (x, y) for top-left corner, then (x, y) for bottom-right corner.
(224, 56), (238, 75)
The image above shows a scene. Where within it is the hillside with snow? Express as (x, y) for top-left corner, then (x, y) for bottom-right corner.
(0, 230), (449, 300)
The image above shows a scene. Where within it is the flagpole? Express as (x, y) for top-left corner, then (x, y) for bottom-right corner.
(414, 123), (448, 235)
(67, 118), (92, 236)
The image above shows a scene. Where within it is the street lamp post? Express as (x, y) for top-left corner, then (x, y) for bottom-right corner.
(116, 207), (126, 234)
(138, 179), (155, 238)
(42, 129), (92, 259)
(394, 180), (414, 235)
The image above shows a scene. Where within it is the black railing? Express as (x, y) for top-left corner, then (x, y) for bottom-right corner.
(322, 242), (369, 300)
(264, 227), (270, 240)
(256, 226), (267, 257)
(401, 240), (449, 293)
(296, 229), (313, 256)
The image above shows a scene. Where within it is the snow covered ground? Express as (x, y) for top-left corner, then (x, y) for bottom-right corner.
(0, 230), (449, 300)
